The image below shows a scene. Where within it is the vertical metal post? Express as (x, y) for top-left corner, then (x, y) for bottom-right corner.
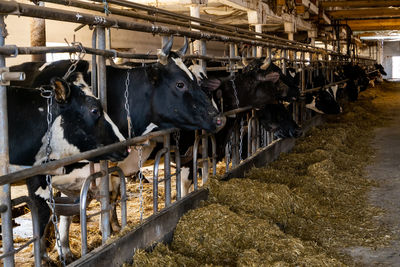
(201, 131), (208, 184)
(0, 15), (14, 267)
(282, 49), (287, 75)
(189, 5), (209, 185)
(0, 21), (13, 267)
(163, 134), (171, 207)
(91, 29), (97, 96)
(97, 26), (110, 243)
(255, 24), (262, 57)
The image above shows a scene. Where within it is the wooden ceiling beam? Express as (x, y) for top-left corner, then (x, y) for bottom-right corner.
(347, 18), (400, 31)
(328, 8), (400, 19)
(321, 1), (400, 8)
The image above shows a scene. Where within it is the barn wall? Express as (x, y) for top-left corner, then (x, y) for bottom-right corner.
(382, 41), (400, 79)
(4, 1), (225, 68)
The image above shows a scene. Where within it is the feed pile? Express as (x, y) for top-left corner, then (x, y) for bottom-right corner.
(132, 82), (399, 266)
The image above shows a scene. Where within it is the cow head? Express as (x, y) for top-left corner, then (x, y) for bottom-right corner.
(149, 37), (223, 133)
(374, 63), (387, 76)
(244, 57), (300, 101)
(35, 73), (127, 164)
(305, 85), (342, 114)
(257, 103), (302, 138)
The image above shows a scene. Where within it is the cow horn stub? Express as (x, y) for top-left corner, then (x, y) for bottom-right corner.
(242, 56), (249, 67)
(260, 58), (271, 70)
(176, 36), (188, 57)
(157, 36), (174, 65)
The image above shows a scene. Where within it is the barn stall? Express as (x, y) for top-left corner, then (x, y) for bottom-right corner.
(0, 0), (397, 266)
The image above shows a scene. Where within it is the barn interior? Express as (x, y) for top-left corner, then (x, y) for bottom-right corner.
(1, 0), (400, 266)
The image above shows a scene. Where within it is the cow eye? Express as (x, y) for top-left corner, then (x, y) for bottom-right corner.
(91, 108), (99, 116)
(176, 81), (187, 91)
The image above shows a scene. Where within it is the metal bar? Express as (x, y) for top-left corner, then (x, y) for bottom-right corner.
(0, 0), (349, 54)
(163, 134), (171, 207)
(152, 147), (168, 213)
(0, 128), (178, 186)
(0, 45), (375, 63)
(91, 28), (97, 96)
(108, 166), (127, 228)
(192, 136), (201, 191)
(80, 171), (105, 255)
(99, 160), (110, 243)
(0, 14), (14, 267)
(97, 25), (111, 244)
(172, 146), (181, 201)
(210, 135), (217, 176)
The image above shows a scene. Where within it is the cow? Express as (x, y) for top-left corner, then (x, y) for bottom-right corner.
(7, 72), (127, 262)
(178, 59), (302, 196)
(305, 85), (342, 115)
(34, 37), (224, 262)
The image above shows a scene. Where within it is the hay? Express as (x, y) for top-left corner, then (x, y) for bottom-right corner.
(170, 204), (344, 266)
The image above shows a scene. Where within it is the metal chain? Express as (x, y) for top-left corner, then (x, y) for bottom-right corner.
(173, 130), (180, 153)
(102, 0), (111, 15)
(124, 69), (133, 138)
(137, 146), (144, 222)
(63, 42), (86, 80)
(41, 87), (66, 267)
(230, 76), (240, 108)
(239, 118), (244, 161)
(225, 134), (233, 171)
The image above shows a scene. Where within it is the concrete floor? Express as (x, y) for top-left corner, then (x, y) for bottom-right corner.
(346, 108), (400, 266)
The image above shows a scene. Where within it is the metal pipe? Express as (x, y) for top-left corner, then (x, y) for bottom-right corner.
(0, 0), (339, 54)
(210, 135), (217, 176)
(0, 128), (179, 186)
(0, 14), (14, 267)
(80, 171), (104, 255)
(172, 146), (181, 200)
(91, 28), (97, 96)
(9, 196), (41, 267)
(97, 26), (111, 244)
(163, 134), (171, 207)
(192, 136), (201, 190)
(152, 147), (168, 213)
(108, 166), (127, 228)
(99, 160), (110, 243)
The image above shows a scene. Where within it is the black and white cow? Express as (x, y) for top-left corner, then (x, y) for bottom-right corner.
(8, 73), (127, 262)
(305, 84), (342, 114)
(30, 38), (223, 261)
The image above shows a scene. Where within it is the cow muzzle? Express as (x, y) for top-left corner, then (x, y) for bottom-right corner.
(214, 115), (226, 132)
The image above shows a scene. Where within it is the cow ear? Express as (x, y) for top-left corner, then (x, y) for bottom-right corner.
(257, 72), (280, 83)
(51, 77), (71, 103)
(202, 78), (221, 91)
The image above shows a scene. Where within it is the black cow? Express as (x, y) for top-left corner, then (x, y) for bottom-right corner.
(8, 73), (127, 262)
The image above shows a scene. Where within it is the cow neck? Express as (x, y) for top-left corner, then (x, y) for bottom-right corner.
(129, 67), (154, 136)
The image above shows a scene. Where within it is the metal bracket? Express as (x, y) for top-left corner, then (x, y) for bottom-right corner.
(0, 67), (25, 86)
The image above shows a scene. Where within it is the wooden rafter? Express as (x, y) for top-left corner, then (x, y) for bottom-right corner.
(347, 18), (400, 31)
(321, 1), (400, 8)
(328, 8), (400, 19)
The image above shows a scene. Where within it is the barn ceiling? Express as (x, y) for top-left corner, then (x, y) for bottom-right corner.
(124, 0), (400, 43)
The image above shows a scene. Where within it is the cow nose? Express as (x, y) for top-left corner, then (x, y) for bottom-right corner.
(214, 115), (226, 132)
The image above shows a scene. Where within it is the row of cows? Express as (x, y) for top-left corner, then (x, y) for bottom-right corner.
(5, 37), (386, 263)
